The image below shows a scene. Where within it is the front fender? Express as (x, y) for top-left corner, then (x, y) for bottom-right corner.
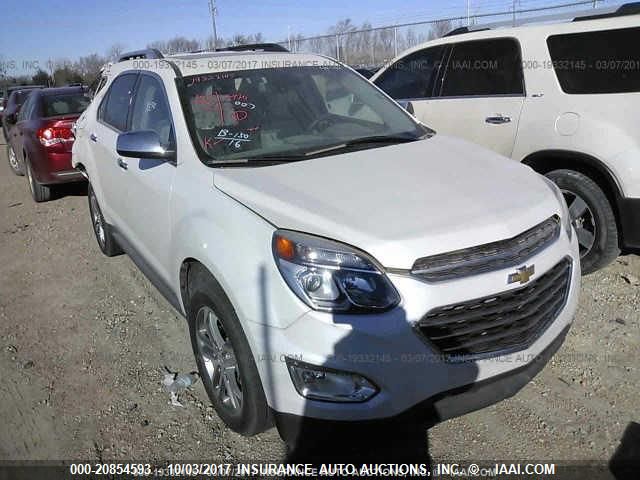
(169, 183), (309, 331)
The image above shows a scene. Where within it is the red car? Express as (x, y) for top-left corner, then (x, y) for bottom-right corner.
(6, 87), (90, 202)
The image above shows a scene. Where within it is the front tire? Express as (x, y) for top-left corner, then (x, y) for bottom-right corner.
(7, 145), (25, 176)
(87, 183), (123, 256)
(25, 159), (52, 202)
(187, 264), (271, 435)
(546, 169), (619, 274)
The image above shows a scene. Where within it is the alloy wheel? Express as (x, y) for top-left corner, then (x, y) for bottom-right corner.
(8, 147), (19, 171)
(195, 306), (243, 413)
(89, 193), (106, 247)
(563, 189), (596, 258)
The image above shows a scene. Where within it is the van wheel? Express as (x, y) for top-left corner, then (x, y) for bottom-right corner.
(187, 264), (271, 436)
(7, 145), (25, 176)
(546, 169), (619, 274)
(87, 183), (123, 256)
(25, 159), (52, 202)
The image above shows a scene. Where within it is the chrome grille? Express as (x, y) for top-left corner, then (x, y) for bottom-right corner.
(411, 216), (560, 282)
(417, 258), (572, 360)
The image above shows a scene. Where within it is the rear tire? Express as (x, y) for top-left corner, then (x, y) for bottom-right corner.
(25, 159), (52, 202)
(186, 263), (271, 436)
(6, 145), (25, 176)
(546, 169), (619, 274)
(87, 183), (123, 256)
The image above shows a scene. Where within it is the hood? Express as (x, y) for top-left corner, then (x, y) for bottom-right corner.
(213, 135), (560, 269)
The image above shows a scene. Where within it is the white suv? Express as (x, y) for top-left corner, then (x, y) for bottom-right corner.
(72, 45), (580, 442)
(372, 3), (640, 274)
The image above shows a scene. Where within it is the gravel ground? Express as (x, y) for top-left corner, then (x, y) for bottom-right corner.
(0, 135), (638, 472)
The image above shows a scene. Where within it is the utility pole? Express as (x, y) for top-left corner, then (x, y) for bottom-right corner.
(208, 0), (218, 51)
(467, 0), (470, 26)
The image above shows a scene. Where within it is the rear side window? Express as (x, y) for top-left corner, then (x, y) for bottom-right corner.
(43, 93), (90, 117)
(100, 74), (137, 131)
(441, 38), (524, 97)
(547, 27), (640, 94)
(17, 93), (37, 122)
(374, 46), (446, 99)
(130, 75), (174, 148)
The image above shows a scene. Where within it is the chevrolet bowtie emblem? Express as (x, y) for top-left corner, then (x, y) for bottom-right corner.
(508, 265), (535, 285)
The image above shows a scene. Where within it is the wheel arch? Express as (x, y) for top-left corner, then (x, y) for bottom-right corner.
(179, 257), (233, 319)
(179, 257), (200, 316)
(521, 149), (624, 233)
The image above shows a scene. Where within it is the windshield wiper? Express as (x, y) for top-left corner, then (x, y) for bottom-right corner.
(206, 154), (306, 167)
(300, 134), (426, 157)
(346, 133), (427, 146)
(207, 134), (428, 166)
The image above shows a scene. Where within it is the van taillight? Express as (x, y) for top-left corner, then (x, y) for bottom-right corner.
(37, 123), (74, 147)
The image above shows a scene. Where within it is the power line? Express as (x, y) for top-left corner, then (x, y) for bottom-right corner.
(284, 0), (600, 43)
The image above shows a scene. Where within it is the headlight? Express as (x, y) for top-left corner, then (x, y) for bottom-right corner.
(542, 176), (573, 240)
(272, 230), (400, 313)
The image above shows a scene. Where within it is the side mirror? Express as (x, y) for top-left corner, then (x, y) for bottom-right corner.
(116, 130), (175, 160)
(5, 112), (17, 124)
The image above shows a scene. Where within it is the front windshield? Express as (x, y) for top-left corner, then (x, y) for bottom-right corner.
(181, 64), (426, 163)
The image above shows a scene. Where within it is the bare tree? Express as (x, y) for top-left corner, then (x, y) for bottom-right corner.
(231, 34), (247, 46)
(106, 43), (126, 62)
(165, 36), (200, 54)
(0, 55), (7, 79)
(249, 32), (265, 44)
(428, 20), (453, 40)
(74, 53), (107, 84)
(147, 40), (167, 52)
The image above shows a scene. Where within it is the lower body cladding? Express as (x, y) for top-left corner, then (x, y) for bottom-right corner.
(243, 232), (580, 438)
(618, 196), (640, 249)
(46, 169), (86, 183)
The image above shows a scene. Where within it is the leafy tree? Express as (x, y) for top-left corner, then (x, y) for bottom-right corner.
(32, 69), (51, 86)
(52, 66), (83, 86)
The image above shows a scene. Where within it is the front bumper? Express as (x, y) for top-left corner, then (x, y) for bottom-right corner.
(274, 323), (570, 444)
(245, 228), (580, 423)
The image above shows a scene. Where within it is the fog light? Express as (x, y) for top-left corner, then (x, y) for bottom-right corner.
(285, 358), (378, 402)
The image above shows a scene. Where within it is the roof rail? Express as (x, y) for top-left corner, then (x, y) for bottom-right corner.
(574, 1), (640, 21)
(443, 26), (490, 37)
(117, 48), (164, 62)
(219, 43), (289, 52)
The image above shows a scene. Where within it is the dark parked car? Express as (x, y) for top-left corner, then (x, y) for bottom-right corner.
(1, 85), (45, 138)
(6, 86), (90, 202)
(353, 67), (378, 79)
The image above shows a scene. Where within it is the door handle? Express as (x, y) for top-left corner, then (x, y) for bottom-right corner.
(89, 133), (98, 142)
(117, 158), (128, 170)
(485, 115), (511, 124)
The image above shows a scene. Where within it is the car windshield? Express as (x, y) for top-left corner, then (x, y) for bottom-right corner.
(180, 64), (428, 164)
(43, 92), (90, 117)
